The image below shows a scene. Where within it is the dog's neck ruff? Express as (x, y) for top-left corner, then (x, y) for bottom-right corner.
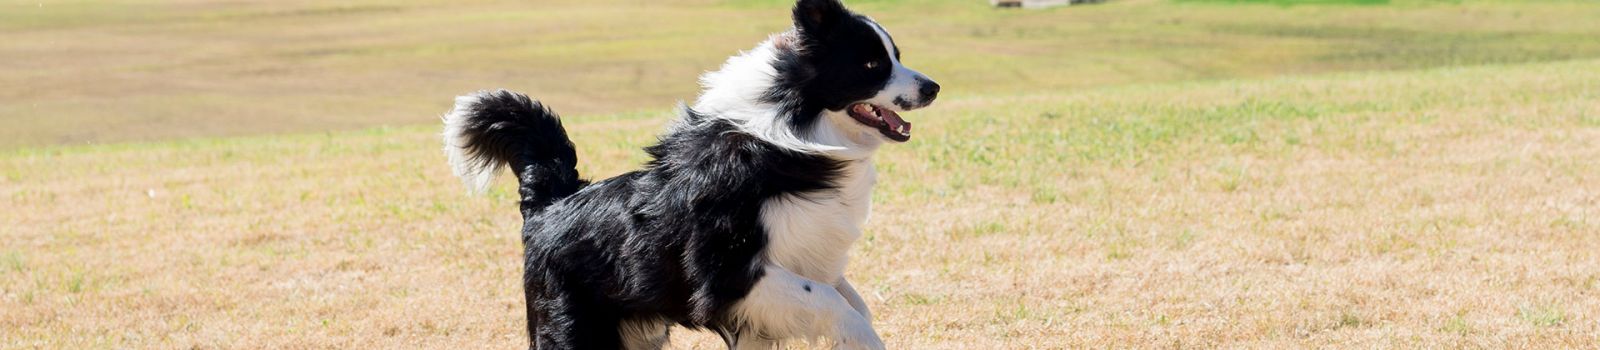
(691, 36), (883, 161)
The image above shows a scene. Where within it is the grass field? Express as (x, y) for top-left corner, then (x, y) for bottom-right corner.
(4, 0), (1600, 348)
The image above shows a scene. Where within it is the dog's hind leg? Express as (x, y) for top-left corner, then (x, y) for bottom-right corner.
(526, 276), (625, 349)
(619, 317), (671, 350)
(530, 302), (624, 349)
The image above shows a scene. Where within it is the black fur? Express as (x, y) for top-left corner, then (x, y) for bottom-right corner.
(449, 98), (844, 348)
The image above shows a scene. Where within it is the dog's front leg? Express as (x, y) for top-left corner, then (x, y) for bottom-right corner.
(733, 265), (883, 350)
(835, 278), (872, 322)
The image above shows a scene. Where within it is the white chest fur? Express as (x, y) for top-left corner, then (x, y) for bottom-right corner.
(760, 159), (876, 283)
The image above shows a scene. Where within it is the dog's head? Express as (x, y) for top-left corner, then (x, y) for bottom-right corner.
(780, 0), (939, 143)
(694, 0), (939, 156)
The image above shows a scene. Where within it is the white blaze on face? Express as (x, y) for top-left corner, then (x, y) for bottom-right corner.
(863, 18), (930, 112)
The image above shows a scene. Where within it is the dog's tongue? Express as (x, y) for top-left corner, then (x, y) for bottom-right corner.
(881, 108), (909, 133)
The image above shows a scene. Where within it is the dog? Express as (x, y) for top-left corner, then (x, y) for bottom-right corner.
(441, 0), (938, 348)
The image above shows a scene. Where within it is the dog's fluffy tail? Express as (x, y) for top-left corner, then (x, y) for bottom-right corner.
(442, 89), (585, 216)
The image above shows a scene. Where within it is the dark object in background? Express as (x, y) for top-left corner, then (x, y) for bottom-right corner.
(992, 0), (1107, 8)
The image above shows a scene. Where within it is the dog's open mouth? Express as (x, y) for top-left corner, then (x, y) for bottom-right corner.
(847, 103), (911, 142)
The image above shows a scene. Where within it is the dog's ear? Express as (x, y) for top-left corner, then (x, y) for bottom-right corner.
(794, 0), (849, 37)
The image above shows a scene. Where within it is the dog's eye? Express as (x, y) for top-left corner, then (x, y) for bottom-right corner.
(864, 61), (879, 69)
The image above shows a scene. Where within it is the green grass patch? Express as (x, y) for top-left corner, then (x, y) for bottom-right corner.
(1441, 313), (1473, 335)
(1518, 304), (1567, 327)
(1336, 311), (1365, 329)
(1176, 0), (1391, 5)
(1, 251), (23, 274)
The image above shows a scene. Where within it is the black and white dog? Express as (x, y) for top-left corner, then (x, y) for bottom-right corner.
(441, 0), (937, 348)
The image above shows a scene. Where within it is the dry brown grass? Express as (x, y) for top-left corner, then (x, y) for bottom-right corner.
(6, 0), (1600, 348)
(5, 57), (1600, 347)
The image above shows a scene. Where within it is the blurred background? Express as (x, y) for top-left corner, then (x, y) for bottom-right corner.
(4, 0), (1599, 348)
(9, 0), (1600, 148)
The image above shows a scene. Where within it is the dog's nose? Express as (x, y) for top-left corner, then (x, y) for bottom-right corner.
(919, 80), (940, 101)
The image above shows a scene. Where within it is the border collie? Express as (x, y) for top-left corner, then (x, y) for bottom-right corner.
(441, 0), (938, 348)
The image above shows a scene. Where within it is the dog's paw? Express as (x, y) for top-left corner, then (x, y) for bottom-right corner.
(833, 319), (885, 350)
(835, 334), (885, 350)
